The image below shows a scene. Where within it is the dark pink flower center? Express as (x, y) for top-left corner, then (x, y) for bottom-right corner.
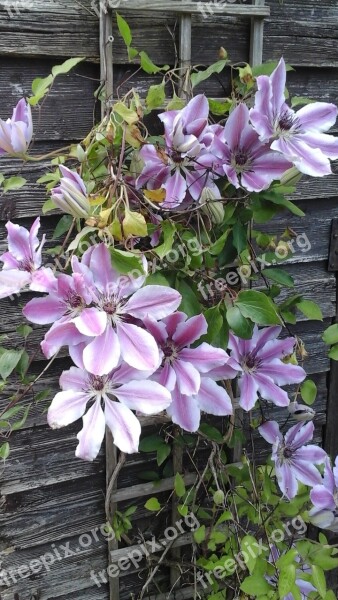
(67, 292), (84, 309)
(278, 111), (295, 132)
(171, 151), (184, 164)
(103, 300), (117, 315)
(234, 149), (249, 167)
(282, 447), (293, 459)
(18, 258), (33, 273)
(161, 340), (178, 363)
(242, 353), (258, 371)
(89, 375), (105, 391)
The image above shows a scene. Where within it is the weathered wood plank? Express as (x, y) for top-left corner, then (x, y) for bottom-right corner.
(0, 58), (100, 141)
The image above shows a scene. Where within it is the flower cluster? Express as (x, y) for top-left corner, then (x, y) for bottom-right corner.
(135, 59), (338, 207)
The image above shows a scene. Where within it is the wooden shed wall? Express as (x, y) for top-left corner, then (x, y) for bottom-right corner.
(0, 1), (337, 598)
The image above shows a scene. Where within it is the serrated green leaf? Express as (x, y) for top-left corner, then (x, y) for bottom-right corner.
(3, 176), (27, 193)
(110, 248), (145, 275)
(235, 290), (282, 325)
(300, 380), (317, 405)
(144, 497), (161, 512)
(297, 299), (323, 321)
(51, 57), (84, 77)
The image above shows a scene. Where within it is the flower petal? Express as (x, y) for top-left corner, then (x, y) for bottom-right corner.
(258, 421), (282, 444)
(23, 295), (65, 324)
(117, 321), (160, 371)
(172, 314), (207, 347)
(0, 269), (31, 298)
(60, 366), (89, 391)
(179, 343), (229, 373)
(123, 285), (181, 320)
(196, 377), (233, 416)
(257, 359), (306, 386)
(294, 444), (327, 464)
(163, 170), (187, 208)
(310, 485), (336, 511)
(173, 359), (201, 395)
(296, 102), (338, 133)
(76, 399), (106, 461)
(104, 398), (141, 453)
(285, 421), (314, 448)
(167, 386), (201, 432)
(83, 326), (120, 375)
(41, 322), (86, 358)
(276, 463), (298, 499)
(291, 459), (322, 488)
(238, 372), (259, 411)
(254, 372), (290, 407)
(47, 390), (90, 428)
(73, 307), (107, 337)
(114, 380), (171, 414)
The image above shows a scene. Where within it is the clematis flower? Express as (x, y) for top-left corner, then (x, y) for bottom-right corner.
(250, 58), (338, 176)
(0, 217), (55, 298)
(48, 349), (172, 459)
(259, 420), (327, 499)
(0, 98), (33, 156)
(52, 165), (91, 218)
(145, 311), (237, 431)
(309, 457), (338, 528)
(224, 325), (306, 411)
(23, 243), (181, 375)
(136, 95), (219, 208)
(211, 103), (292, 192)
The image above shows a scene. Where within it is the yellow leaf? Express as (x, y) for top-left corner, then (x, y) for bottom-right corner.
(110, 217), (123, 241)
(89, 195), (106, 206)
(98, 207), (113, 227)
(123, 210), (148, 237)
(144, 188), (166, 203)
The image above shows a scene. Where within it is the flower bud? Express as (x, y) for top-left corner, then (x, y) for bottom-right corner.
(200, 187), (224, 224)
(213, 489), (225, 505)
(280, 166), (302, 186)
(52, 166), (91, 219)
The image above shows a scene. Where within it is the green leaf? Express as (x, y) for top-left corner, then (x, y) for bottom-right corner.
(262, 267), (294, 288)
(146, 82), (166, 110)
(139, 51), (166, 74)
(174, 473), (186, 498)
(116, 13), (132, 47)
(52, 215), (73, 240)
(240, 574), (273, 596)
(67, 226), (97, 251)
(235, 290), (282, 325)
(241, 536), (259, 574)
(12, 404), (30, 431)
(194, 525), (206, 544)
(226, 306), (254, 339)
(199, 423), (223, 443)
(202, 306), (224, 345)
(278, 564), (296, 597)
(312, 565), (326, 598)
(209, 229), (230, 255)
(300, 380), (317, 405)
(0, 442), (10, 460)
(144, 497), (161, 512)
(51, 57), (85, 77)
(328, 344), (338, 360)
(232, 222), (248, 254)
(191, 60), (227, 88)
(29, 74), (53, 105)
(15, 351), (30, 380)
(114, 102), (139, 125)
(0, 350), (23, 380)
(208, 98), (232, 116)
(139, 435), (165, 452)
(127, 46), (139, 60)
(157, 444), (171, 466)
(297, 299), (323, 321)
(176, 279), (201, 317)
(3, 176), (27, 193)
(323, 324), (338, 345)
(252, 61), (294, 77)
(42, 198), (57, 214)
(154, 221), (176, 259)
(16, 325), (32, 339)
(110, 248), (145, 275)
(166, 94), (186, 111)
(0, 173), (5, 186)
(291, 96), (316, 108)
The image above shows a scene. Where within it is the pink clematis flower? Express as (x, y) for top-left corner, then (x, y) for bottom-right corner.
(225, 325), (306, 411)
(23, 243), (181, 375)
(52, 165), (91, 218)
(250, 58), (338, 176)
(0, 98), (33, 156)
(259, 420), (327, 499)
(0, 217), (55, 299)
(48, 348), (172, 459)
(136, 95), (219, 208)
(211, 103), (292, 192)
(145, 311), (238, 431)
(309, 457), (338, 528)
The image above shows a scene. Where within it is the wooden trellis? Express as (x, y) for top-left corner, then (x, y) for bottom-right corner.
(99, 1), (270, 598)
